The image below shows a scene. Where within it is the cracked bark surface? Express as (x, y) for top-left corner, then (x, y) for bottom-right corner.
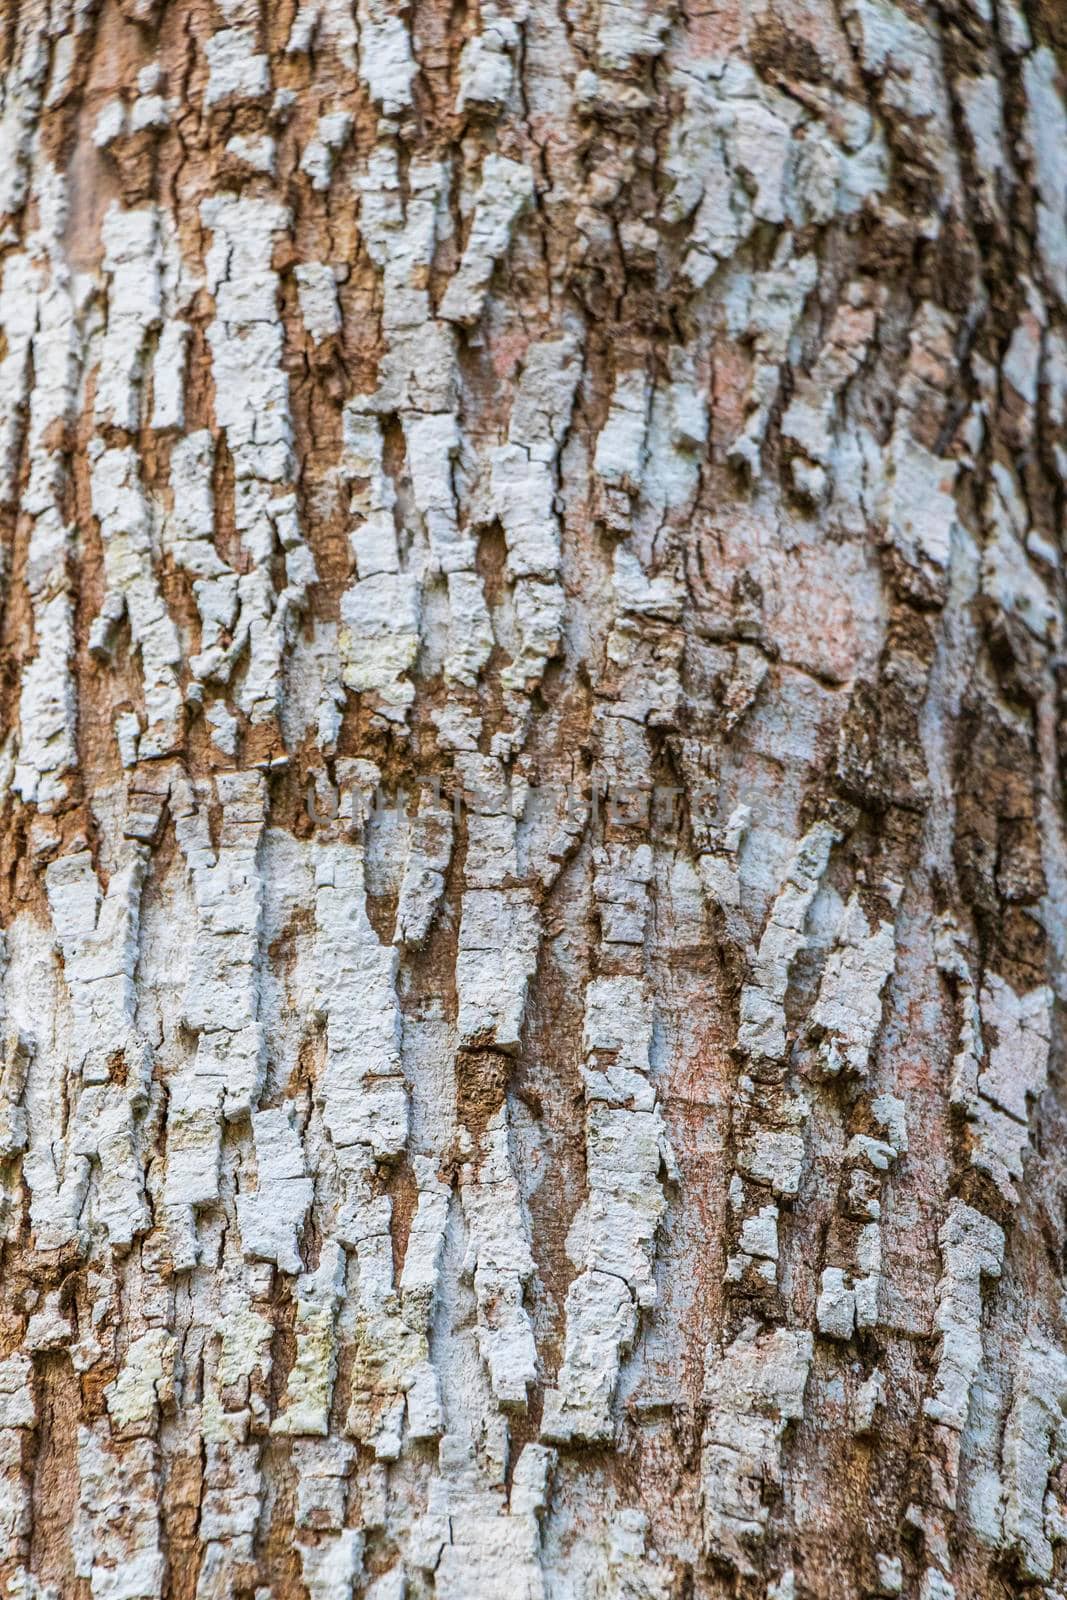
(0, 0), (1066, 1596)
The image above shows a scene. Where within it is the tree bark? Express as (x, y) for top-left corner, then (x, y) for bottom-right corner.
(0, 0), (1066, 1596)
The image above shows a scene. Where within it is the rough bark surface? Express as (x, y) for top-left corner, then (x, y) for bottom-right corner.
(0, 0), (1066, 1596)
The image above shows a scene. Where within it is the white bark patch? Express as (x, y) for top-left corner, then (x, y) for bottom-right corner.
(204, 27), (270, 107)
(201, 195), (315, 724)
(700, 1324), (813, 1575)
(781, 286), (881, 501)
(74, 1421), (165, 1600)
(939, 920), (1053, 1202)
(1000, 1337), (1067, 1580)
(842, 0), (961, 209)
(488, 333), (581, 685)
(94, 205), (160, 430)
(543, 974), (674, 1444)
(456, 8), (521, 113)
(395, 790), (453, 947)
(356, 0), (418, 113)
(314, 837), (408, 1162)
(981, 462), (1058, 644)
(13, 245), (82, 810)
(403, 410), (491, 686)
(594, 368), (650, 501)
(40, 849), (154, 1254)
(273, 1242), (346, 1435)
(235, 1104), (314, 1274)
(345, 1168), (440, 1458)
(300, 111), (352, 190)
(874, 303), (961, 593)
(90, 445), (184, 758)
(164, 773), (268, 1268)
(291, 1439), (361, 1599)
(295, 262), (341, 344)
(924, 1201), (1004, 1432)
(287, 0), (358, 68)
(439, 155), (534, 327)
(808, 892), (896, 1078)
(0, 254), (37, 502)
(737, 821), (839, 1064)
(106, 1328), (176, 1434)
(456, 887), (540, 1052)
(1023, 49), (1067, 303)
(413, 1434), (555, 1598)
(596, 0), (672, 71)
(339, 410), (420, 719)
(461, 1105), (537, 1407)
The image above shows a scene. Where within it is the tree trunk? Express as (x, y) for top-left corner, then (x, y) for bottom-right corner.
(0, 0), (1065, 1596)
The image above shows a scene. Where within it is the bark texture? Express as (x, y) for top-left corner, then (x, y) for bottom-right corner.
(0, 0), (1066, 1596)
